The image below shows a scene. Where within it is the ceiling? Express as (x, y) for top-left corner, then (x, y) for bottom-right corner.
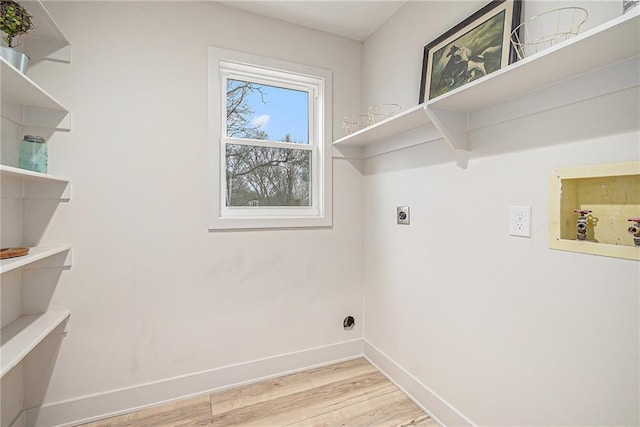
(218, 1), (407, 41)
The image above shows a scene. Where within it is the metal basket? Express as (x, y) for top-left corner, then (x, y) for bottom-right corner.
(367, 104), (401, 124)
(342, 115), (371, 135)
(511, 7), (588, 60)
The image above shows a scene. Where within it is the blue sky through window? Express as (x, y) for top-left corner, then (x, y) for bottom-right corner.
(243, 82), (309, 144)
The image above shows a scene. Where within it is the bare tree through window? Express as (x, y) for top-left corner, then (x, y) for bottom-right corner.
(225, 79), (311, 207)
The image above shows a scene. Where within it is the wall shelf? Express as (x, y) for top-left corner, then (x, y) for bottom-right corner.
(0, 245), (72, 275)
(0, 165), (71, 200)
(0, 58), (68, 112)
(333, 9), (640, 157)
(1, 57), (71, 131)
(0, 311), (70, 378)
(0, 165), (69, 183)
(333, 104), (430, 148)
(21, 0), (72, 64)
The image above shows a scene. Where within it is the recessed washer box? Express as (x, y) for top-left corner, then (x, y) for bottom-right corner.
(548, 161), (640, 260)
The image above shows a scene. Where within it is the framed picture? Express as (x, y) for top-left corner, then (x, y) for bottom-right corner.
(419, 0), (522, 103)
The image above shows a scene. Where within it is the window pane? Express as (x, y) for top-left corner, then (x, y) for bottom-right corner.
(226, 79), (309, 144)
(226, 144), (311, 207)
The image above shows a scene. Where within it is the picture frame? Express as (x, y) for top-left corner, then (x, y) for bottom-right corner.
(419, 0), (522, 103)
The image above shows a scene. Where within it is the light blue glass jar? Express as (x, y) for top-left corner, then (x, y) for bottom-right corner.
(19, 135), (47, 173)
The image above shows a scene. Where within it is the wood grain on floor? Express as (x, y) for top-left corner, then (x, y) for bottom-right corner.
(77, 358), (436, 427)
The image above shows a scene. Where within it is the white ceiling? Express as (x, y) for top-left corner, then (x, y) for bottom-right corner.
(219, 1), (407, 41)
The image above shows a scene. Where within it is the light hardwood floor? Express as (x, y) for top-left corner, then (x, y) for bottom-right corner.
(78, 358), (436, 426)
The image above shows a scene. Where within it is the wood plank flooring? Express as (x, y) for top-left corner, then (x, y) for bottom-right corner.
(78, 358), (435, 427)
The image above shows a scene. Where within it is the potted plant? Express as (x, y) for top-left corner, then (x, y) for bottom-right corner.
(0, 0), (33, 73)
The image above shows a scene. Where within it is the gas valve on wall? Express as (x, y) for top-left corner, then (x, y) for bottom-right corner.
(627, 218), (640, 246)
(573, 209), (592, 241)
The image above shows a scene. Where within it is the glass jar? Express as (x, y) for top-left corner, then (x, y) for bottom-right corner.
(19, 135), (47, 173)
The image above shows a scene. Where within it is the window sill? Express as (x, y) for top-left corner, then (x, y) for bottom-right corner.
(209, 215), (332, 231)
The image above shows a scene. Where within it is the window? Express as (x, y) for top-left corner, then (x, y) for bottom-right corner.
(208, 48), (332, 230)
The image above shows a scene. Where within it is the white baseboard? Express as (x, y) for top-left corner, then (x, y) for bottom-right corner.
(363, 339), (476, 427)
(24, 339), (363, 427)
(25, 338), (475, 427)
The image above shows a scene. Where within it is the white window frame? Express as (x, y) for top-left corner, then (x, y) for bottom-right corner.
(208, 47), (332, 230)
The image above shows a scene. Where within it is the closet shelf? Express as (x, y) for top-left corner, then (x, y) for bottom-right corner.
(1, 58), (71, 131)
(0, 165), (70, 183)
(333, 9), (640, 157)
(21, 0), (72, 63)
(0, 245), (71, 275)
(0, 165), (71, 200)
(1, 58), (68, 112)
(0, 311), (70, 378)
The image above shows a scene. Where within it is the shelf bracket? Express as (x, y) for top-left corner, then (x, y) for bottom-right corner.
(424, 105), (469, 151)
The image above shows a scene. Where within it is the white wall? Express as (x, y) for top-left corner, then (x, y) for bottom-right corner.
(362, 1), (639, 426)
(20, 1), (363, 422)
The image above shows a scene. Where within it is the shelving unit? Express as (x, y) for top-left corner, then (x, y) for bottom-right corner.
(0, 311), (70, 378)
(0, 1), (73, 420)
(334, 9), (640, 157)
(0, 245), (72, 274)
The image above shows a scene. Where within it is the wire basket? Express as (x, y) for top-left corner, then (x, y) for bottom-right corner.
(511, 7), (588, 60)
(367, 104), (401, 124)
(342, 115), (371, 135)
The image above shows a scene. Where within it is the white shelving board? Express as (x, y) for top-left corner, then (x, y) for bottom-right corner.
(433, 9), (640, 112)
(0, 311), (70, 378)
(0, 165), (70, 184)
(333, 104), (431, 148)
(1, 57), (71, 130)
(334, 10), (640, 156)
(0, 165), (71, 199)
(0, 245), (72, 275)
(21, 0), (72, 63)
(1, 58), (67, 111)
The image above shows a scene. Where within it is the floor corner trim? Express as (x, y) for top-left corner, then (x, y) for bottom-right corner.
(363, 339), (476, 427)
(24, 338), (363, 427)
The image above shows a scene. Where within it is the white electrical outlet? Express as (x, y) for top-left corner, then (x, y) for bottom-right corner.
(510, 206), (531, 237)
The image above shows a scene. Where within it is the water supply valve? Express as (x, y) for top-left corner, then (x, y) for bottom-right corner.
(573, 209), (592, 241)
(627, 218), (640, 246)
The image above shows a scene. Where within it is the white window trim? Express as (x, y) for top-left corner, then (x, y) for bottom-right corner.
(208, 47), (333, 230)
